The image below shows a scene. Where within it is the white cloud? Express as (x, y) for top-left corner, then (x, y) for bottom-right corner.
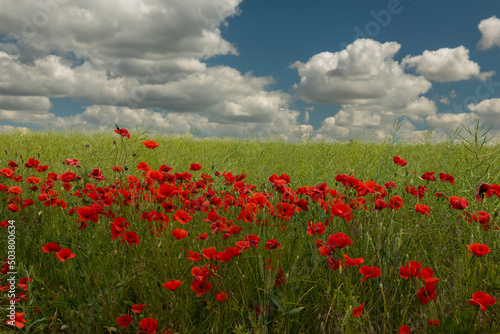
(291, 39), (436, 138)
(0, 0), (305, 137)
(426, 113), (478, 131)
(478, 16), (500, 50)
(468, 98), (500, 129)
(402, 46), (494, 82)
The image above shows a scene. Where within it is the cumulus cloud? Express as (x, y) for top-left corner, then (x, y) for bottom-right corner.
(0, 0), (305, 137)
(291, 39), (436, 138)
(402, 46), (494, 82)
(426, 113), (478, 131)
(478, 16), (500, 50)
(468, 98), (500, 129)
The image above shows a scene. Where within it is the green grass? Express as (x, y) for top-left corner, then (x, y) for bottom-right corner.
(0, 125), (499, 333)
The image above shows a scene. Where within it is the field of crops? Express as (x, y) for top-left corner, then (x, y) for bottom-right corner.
(0, 126), (499, 333)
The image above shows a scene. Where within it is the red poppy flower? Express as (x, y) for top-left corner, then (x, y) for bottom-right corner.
(65, 158), (80, 166)
(415, 204), (430, 216)
(388, 196), (404, 210)
(439, 173), (455, 185)
(190, 163), (202, 171)
(116, 314), (132, 327)
(88, 168), (104, 181)
(187, 251), (202, 262)
(5, 312), (26, 328)
(352, 303), (365, 317)
(141, 140), (160, 149)
(163, 280), (183, 291)
(138, 318), (158, 333)
(468, 243), (490, 257)
(274, 267), (286, 286)
(330, 203), (352, 222)
(416, 282), (437, 305)
(449, 196), (469, 210)
(173, 210), (192, 224)
(399, 325), (411, 334)
(421, 171), (436, 181)
(343, 253), (364, 267)
(468, 291), (496, 311)
(56, 248), (76, 261)
(475, 182), (490, 202)
(359, 266), (381, 282)
(112, 166), (123, 172)
(131, 304), (145, 313)
(264, 239), (281, 250)
(25, 158), (40, 168)
(7, 186), (22, 194)
(122, 231), (140, 246)
(384, 181), (397, 189)
(191, 279), (213, 297)
(428, 319), (440, 326)
(246, 235), (261, 248)
(398, 261), (422, 279)
(197, 233), (208, 240)
(327, 233), (352, 249)
(202, 247), (217, 259)
(172, 228), (188, 240)
(471, 211), (490, 224)
(373, 198), (387, 212)
(41, 242), (62, 253)
(393, 155), (407, 167)
(58, 172), (76, 182)
(216, 291), (228, 302)
(8, 204), (19, 212)
(114, 128), (131, 139)
(307, 221), (326, 236)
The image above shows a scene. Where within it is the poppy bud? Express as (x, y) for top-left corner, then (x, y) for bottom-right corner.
(85, 144), (89, 148)
(113, 140), (116, 145)
(132, 153), (136, 157)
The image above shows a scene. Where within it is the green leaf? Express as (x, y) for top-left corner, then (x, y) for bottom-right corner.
(269, 294), (285, 314)
(285, 307), (305, 316)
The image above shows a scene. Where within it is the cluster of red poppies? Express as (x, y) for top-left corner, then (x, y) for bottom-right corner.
(1, 128), (498, 332)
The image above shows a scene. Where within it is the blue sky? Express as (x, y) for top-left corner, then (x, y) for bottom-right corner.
(1, 0), (500, 139)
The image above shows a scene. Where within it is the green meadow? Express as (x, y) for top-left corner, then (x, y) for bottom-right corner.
(0, 124), (499, 333)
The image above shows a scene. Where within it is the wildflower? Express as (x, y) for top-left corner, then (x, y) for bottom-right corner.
(428, 319), (440, 326)
(421, 171), (436, 181)
(468, 243), (490, 257)
(5, 312), (26, 328)
(352, 303), (365, 317)
(388, 196), (404, 210)
(343, 253), (364, 267)
(56, 248), (76, 262)
(415, 204), (430, 215)
(138, 318), (158, 333)
(393, 155), (407, 167)
(114, 128), (131, 139)
(449, 196), (469, 210)
(399, 325), (411, 334)
(163, 280), (183, 291)
(172, 228), (188, 240)
(359, 266), (381, 282)
(439, 173), (455, 185)
(141, 140), (160, 149)
(131, 304), (145, 313)
(122, 231), (140, 246)
(41, 242), (62, 253)
(116, 315), (132, 327)
(264, 239), (281, 250)
(468, 291), (496, 311)
(216, 291), (228, 302)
